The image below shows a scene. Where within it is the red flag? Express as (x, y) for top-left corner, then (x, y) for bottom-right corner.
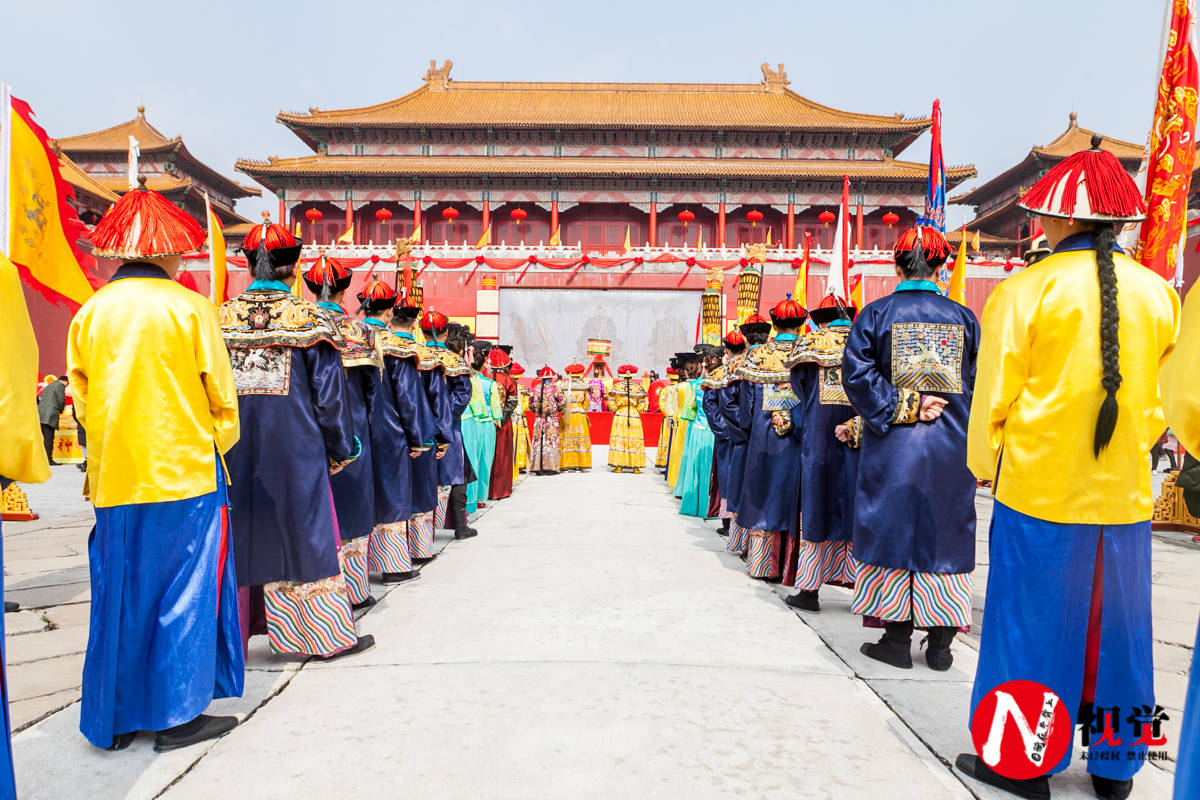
(1136, 0), (1199, 282)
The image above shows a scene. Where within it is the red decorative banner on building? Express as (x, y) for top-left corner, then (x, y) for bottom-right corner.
(1136, 0), (1199, 282)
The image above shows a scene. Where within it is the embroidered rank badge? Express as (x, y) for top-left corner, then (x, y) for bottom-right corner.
(230, 346), (291, 396)
(818, 365), (852, 406)
(890, 322), (964, 394)
(762, 383), (801, 411)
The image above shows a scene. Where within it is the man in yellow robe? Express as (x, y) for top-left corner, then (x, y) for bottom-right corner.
(68, 181), (243, 753)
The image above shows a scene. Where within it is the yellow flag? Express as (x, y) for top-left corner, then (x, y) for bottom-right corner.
(410, 223), (421, 243)
(205, 195), (226, 304)
(766, 228), (773, 246)
(7, 94), (96, 307)
(948, 226), (968, 305)
(549, 227), (561, 247)
(697, 227), (704, 251)
(475, 227), (491, 248)
(295, 222), (302, 238)
(850, 273), (864, 310)
(970, 230), (981, 253)
(623, 226), (632, 253)
(792, 245), (807, 307)
(336, 225), (355, 244)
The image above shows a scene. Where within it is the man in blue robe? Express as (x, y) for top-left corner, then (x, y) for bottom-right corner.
(357, 279), (436, 585)
(729, 301), (807, 581)
(841, 226), (979, 671)
(784, 295), (859, 612)
(306, 257), (379, 608)
(433, 319), (477, 538)
(719, 321), (763, 557)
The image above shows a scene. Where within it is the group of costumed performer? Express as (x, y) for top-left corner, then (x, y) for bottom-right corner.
(956, 140), (1180, 800)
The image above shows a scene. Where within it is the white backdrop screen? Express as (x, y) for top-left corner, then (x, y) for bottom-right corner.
(498, 288), (699, 373)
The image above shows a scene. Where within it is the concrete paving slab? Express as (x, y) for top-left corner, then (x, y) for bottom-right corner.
(167, 662), (971, 800)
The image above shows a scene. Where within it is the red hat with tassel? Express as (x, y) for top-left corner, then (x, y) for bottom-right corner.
(356, 278), (397, 314)
(88, 176), (206, 259)
(487, 347), (512, 370)
(617, 364), (638, 376)
(536, 366), (555, 379)
(770, 298), (808, 325)
(739, 313), (773, 336)
(1019, 136), (1146, 223)
(893, 226), (952, 269)
(809, 293), (858, 326)
(242, 217), (303, 269)
(419, 309), (449, 333)
(303, 254), (351, 298)
(722, 330), (746, 347)
(511, 362), (526, 377)
(563, 363), (586, 376)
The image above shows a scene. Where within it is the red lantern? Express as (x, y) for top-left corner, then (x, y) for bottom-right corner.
(510, 208), (527, 225)
(375, 208), (392, 223)
(746, 210), (763, 227)
(678, 209), (695, 226)
(881, 211), (899, 228)
(442, 207), (459, 222)
(304, 208), (322, 223)
(818, 211), (836, 227)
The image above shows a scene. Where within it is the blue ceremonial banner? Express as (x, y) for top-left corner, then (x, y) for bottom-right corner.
(917, 98), (947, 232)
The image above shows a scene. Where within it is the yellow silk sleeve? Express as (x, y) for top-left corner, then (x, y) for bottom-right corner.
(967, 282), (1030, 481)
(1163, 282), (1200, 453)
(196, 303), (240, 455)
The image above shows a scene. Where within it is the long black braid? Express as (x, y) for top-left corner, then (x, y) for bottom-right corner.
(1093, 223), (1121, 456)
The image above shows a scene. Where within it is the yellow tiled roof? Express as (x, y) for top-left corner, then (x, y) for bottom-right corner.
(55, 106), (177, 152)
(238, 154), (976, 187)
(280, 79), (930, 133)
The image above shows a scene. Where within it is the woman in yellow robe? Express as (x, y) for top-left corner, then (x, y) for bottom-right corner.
(511, 365), (531, 478)
(654, 370), (679, 469)
(607, 366), (648, 472)
(558, 364), (592, 470)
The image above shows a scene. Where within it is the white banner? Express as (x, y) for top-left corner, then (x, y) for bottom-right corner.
(499, 288), (700, 374)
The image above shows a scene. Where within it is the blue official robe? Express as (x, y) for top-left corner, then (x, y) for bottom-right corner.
(729, 337), (803, 532)
(702, 370), (731, 503)
(717, 353), (751, 516)
(841, 280), (979, 574)
(407, 336), (452, 514)
(363, 320), (436, 525)
(319, 304), (378, 541)
(437, 351), (474, 487)
(788, 324), (858, 543)
(223, 286), (358, 586)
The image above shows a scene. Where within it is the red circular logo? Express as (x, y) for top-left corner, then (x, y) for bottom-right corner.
(970, 680), (1072, 780)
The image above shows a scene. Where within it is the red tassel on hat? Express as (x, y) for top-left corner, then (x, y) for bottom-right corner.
(893, 227), (952, 260)
(88, 177), (206, 259)
(1019, 137), (1145, 221)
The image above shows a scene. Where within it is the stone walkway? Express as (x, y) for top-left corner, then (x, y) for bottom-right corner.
(5, 454), (1192, 798)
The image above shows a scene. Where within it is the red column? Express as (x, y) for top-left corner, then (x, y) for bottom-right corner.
(550, 199), (558, 238)
(786, 203), (795, 250)
(717, 202), (726, 248)
(344, 199), (353, 242)
(413, 198), (422, 242)
(649, 201), (658, 247)
(856, 205), (864, 250)
(482, 200), (491, 235)
(278, 196), (285, 226)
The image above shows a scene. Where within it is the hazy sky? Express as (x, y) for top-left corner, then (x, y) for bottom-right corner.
(2, 0), (1168, 228)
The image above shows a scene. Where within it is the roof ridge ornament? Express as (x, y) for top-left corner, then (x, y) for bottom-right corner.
(424, 59), (454, 91)
(760, 63), (789, 93)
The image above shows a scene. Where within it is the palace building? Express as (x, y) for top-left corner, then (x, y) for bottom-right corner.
(955, 114), (1143, 257)
(237, 61), (975, 253)
(55, 106), (259, 228)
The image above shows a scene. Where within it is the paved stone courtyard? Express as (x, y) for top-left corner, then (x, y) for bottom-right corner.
(3, 453), (1193, 798)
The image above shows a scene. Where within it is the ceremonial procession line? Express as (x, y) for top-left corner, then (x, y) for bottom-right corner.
(3, 454), (1187, 799)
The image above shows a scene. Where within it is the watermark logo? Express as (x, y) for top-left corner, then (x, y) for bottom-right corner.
(970, 680), (1072, 780)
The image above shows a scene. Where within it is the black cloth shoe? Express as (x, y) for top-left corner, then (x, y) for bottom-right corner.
(4, 601), (18, 614)
(784, 590), (820, 612)
(381, 570), (420, 584)
(107, 732), (136, 751)
(351, 596), (377, 611)
(1091, 775), (1132, 800)
(719, 519), (731, 537)
(316, 634), (376, 663)
(454, 527), (478, 539)
(923, 625), (956, 671)
(860, 620), (914, 669)
(955, 754), (1051, 800)
(413, 556), (436, 566)
(153, 714), (237, 752)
